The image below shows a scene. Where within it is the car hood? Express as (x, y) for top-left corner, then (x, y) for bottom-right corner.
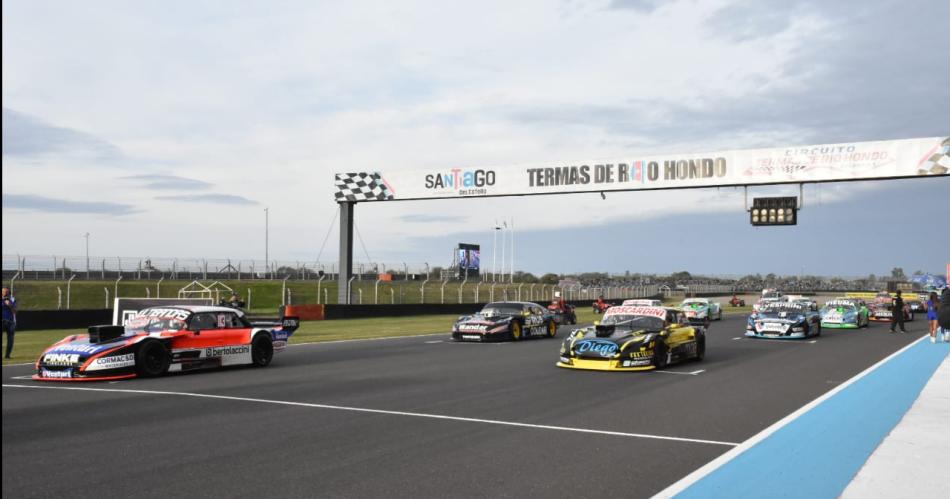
(565, 328), (659, 358)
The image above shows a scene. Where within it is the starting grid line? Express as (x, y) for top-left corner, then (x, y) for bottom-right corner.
(1, 383), (739, 448)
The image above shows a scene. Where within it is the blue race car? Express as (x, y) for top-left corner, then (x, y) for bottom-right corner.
(746, 301), (821, 339)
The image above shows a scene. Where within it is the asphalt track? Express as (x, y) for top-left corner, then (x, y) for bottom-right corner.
(2, 315), (925, 498)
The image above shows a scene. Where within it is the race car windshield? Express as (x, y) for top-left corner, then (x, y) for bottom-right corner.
(601, 314), (665, 331)
(480, 304), (523, 316)
(125, 316), (186, 334)
(683, 301), (706, 307)
(822, 304), (855, 312)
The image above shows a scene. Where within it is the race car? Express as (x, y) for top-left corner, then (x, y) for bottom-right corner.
(752, 296), (784, 313)
(622, 299), (663, 307)
(785, 295), (819, 311)
(869, 301), (914, 322)
(819, 299), (870, 329)
(680, 297), (722, 325)
(557, 306), (704, 371)
(906, 299), (926, 314)
(34, 306), (299, 381)
(746, 301), (821, 339)
(452, 301), (557, 342)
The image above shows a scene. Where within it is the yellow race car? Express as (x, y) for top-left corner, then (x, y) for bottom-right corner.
(556, 306), (705, 371)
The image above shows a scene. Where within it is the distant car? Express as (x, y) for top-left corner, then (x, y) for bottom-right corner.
(557, 306), (705, 371)
(820, 299), (869, 329)
(906, 299), (926, 314)
(34, 306), (299, 381)
(452, 301), (557, 342)
(622, 299), (663, 307)
(869, 301), (914, 322)
(746, 301), (821, 339)
(785, 295), (819, 311)
(680, 297), (722, 325)
(753, 297), (784, 313)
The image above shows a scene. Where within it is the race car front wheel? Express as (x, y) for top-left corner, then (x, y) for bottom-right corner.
(546, 321), (557, 338)
(136, 341), (169, 377)
(251, 334), (274, 367)
(653, 342), (668, 369)
(511, 322), (523, 341)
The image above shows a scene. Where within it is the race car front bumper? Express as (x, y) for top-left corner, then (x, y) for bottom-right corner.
(821, 322), (859, 329)
(744, 330), (808, 339)
(556, 357), (655, 371)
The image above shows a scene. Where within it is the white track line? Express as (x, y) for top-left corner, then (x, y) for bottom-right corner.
(652, 334), (928, 498)
(2, 362), (34, 367)
(2, 383), (738, 447)
(653, 369), (705, 376)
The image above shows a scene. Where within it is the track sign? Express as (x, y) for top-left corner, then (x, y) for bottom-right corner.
(751, 196), (798, 226)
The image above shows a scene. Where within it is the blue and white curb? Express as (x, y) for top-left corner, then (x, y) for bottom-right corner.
(655, 335), (950, 498)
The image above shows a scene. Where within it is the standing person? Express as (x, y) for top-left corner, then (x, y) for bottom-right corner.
(2, 287), (17, 359)
(889, 289), (907, 334)
(926, 291), (940, 343)
(940, 288), (950, 342)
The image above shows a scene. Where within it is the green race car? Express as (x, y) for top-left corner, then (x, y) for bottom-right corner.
(819, 299), (869, 329)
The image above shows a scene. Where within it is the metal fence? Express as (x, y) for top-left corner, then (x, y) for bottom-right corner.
(1, 255), (460, 282)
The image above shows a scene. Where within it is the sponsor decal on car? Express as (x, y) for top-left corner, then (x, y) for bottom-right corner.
(574, 339), (619, 357)
(135, 308), (191, 321)
(204, 345), (251, 358)
(603, 306), (666, 319)
(461, 334), (482, 341)
(459, 324), (490, 332)
(47, 343), (108, 355)
(40, 368), (73, 379)
(86, 353), (136, 371)
(42, 353), (81, 366)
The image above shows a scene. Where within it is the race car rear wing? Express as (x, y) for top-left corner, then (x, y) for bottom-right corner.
(248, 316), (301, 333)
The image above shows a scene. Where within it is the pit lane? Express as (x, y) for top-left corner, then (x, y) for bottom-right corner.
(1, 314), (925, 498)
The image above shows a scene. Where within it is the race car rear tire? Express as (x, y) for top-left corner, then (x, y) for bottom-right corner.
(546, 321), (557, 338)
(510, 322), (523, 341)
(135, 341), (169, 378)
(251, 334), (274, 367)
(653, 342), (668, 369)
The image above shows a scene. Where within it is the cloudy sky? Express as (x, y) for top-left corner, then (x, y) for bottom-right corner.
(2, 0), (948, 277)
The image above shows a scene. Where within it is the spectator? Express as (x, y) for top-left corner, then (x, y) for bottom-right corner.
(939, 288), (950, 342)
(889, 289), (907, 334)
(2, 287), (17, 359)
(926, 291), (940, 343)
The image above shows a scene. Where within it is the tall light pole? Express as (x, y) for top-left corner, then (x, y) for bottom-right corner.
(499, 223), (506, 285)
(84, 232), (90, 279)
(264, 207), (269, 279)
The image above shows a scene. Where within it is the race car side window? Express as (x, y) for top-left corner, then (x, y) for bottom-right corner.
(189, 313), (217, 331)
(219, 312), (246, 328)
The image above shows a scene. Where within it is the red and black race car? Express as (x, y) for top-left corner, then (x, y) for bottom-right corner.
(452, 301), (557, 342)
(34, 306), (299, 381)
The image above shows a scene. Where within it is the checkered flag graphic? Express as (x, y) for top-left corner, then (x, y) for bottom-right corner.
(918, 137), (950, 175)
(334, 172), (395, 202)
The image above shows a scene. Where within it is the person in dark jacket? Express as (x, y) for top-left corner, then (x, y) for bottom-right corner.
(889, 290), (907, 333)
(939, 288), (950, 341)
